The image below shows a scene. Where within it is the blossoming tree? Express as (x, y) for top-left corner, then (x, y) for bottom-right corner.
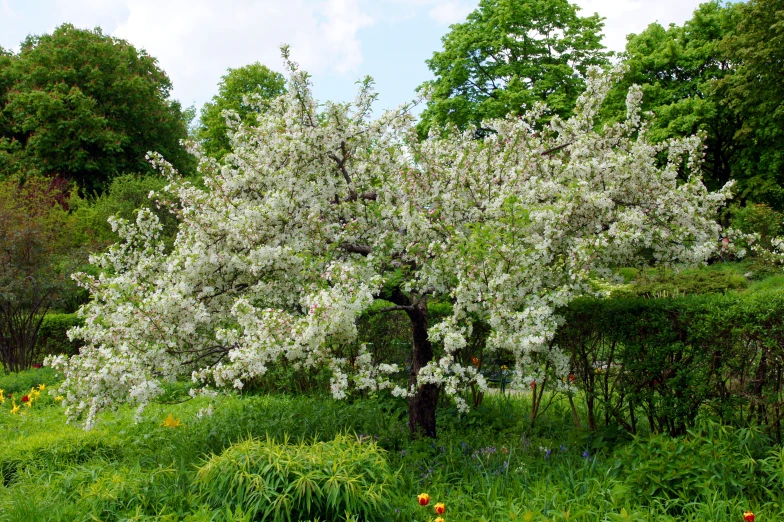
(49, 52), (731, 436)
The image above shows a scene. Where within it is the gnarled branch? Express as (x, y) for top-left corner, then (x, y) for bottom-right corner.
(340, 242), (373, 255)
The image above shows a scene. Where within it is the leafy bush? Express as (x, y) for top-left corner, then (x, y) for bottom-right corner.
(559, 289), (784, 436)
(196, 434), (397, 522)
(35, 313), (83, 357)
(730, 202), (783, 249)
(616, 264), (749, 298)
(69, 173), (180, 248)
(618, 422), (771, 512)
(0, 178), (76, 371)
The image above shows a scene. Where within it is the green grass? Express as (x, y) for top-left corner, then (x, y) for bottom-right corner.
(0, 377), (780, 521)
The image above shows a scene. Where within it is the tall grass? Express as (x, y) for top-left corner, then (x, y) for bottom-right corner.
(0, 386), (780, 521)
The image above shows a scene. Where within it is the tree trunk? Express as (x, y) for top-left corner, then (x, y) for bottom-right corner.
(405, 302), (439, 438)
(386, 288), (439, 438)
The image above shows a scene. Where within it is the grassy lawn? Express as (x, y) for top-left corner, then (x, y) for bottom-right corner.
(1, 368), (781, 521)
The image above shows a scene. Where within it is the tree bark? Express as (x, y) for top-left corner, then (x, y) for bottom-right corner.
(386, 287), (439, 438)
(405, 302), (439, 438)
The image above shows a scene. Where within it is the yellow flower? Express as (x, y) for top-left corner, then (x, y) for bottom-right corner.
(162, 413), (182, 428)
(55, 396), (64, 402)
(37, 384), (46, 391)
(434, 518), (445, 522)
(0, 390), (4, 404)
(10, 401), (20, 414)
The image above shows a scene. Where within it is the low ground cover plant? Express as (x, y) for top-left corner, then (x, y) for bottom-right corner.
(0, 370), (778, 521)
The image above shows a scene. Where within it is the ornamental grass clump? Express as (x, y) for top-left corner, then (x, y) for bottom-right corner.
(195, 433), (397, 522)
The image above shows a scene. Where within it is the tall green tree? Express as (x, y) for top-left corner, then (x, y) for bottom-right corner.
(603, 1), (743, 195)
(417, 0), (609, 136)
(719, 0), (784, 207)
(196, 62), (286, 160)
(0, 24), (194, 193)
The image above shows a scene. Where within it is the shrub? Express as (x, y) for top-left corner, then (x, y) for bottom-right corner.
(559, 289), (784, 437)
(196, 434), (397, 522)
(618, 422), (772, 513)
(35, 313), (83, 357)
(730, 202), (783, 250)
(0, 178), (74, 371)
(69, 173), (180, 248)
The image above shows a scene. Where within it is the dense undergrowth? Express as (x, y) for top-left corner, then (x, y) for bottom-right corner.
(0, 368), (780, 521)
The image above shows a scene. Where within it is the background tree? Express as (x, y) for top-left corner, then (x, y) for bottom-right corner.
(719, 0), (784, 208)
(602, 2), (743, 195)
(0, 178), (74, 372)
(0, 24), (194, 193)
(0, 46), (22, 179)
(196, 62), (286, 160)
(417, 0), (609, 136)
(68, 173), (181, 250)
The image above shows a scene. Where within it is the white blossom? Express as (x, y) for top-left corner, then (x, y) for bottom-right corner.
(48, 58), (731, 428)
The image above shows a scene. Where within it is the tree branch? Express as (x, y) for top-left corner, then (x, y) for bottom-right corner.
(328, 141), (358, 199)
(340, 242), (373, 255)
(541, 141), (574, 156)
(376, 305), (415, 313)
(335, 191), (377, 204)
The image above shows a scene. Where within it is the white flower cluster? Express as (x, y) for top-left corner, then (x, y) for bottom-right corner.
(48, 56), (731, 428)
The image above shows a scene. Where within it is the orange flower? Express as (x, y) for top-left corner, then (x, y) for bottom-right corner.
(417, 493), (430, 506)
(744, 511), (755, 522)
(471, 357), (479, 366)
(434, 502), (445, 515)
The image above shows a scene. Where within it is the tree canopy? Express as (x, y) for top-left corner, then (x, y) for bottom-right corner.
(601, 0), (784, 211)
(718, 0), (784, 207)
(0, 24), (193, 193)
(417, 0), (609, 136)
(50, 55), (730, 435)
(196, 62), (286, 160)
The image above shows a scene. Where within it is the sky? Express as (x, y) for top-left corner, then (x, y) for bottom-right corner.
(0, 0), (709, 116)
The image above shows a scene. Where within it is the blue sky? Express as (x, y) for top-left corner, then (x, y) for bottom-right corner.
(0, 0), (709, 117)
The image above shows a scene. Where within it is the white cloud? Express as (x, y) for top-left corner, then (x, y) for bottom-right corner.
(574, 0), (704, 53)
(428, 1), (474, 25)
(0, 0), (709, 112)
(106, 0), (373, 106)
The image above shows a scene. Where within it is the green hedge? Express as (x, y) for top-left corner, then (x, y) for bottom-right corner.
(35, 313), (83, 358)
(557, 290), (784, 437)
